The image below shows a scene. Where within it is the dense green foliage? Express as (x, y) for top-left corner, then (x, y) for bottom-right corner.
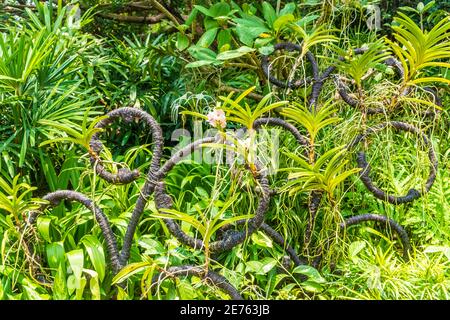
(0, 0), (449, 300)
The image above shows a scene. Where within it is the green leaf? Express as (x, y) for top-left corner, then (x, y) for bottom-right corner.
(178, 280), (197, 300)
(176, 33), (189, 51)
(89, 271), (100, 300)
(280, 3), (297, 15)
(423, 1), (435, 12)
(258, 45), (275, 55)
(138, 236), (165, 255)
(245, 260), (262, 274)
(39, 150), (58, 191)
(296, 15), (320, 27)
(185, 60), (217, 68)
(46, 242), (65, 270)
(184, 8), (199, 25)
(293, 265), (326, 283)
(67, 275), (76, 296)
(188, 46), (217, 61)
(262, 2), (277, 27)
(260, 258), (277, 274)
(37, 216), (52, 242)
(399, 6), (418, 13)
(23, 285), (49, 300)
(217, 29), (232, 50)
(112, 261), (152, 285)
(209, 2), (231, 17)
(216, 46), (255, 60)
(193, 5), (212, 17)
(81, 235), (106, 282)
(75, 277), (87, 300)
(66, 249), (84, 289)
(300, 280), (323, 293)
(245, 258), (277, 275)
(348, 241), (366, 261)
(273, 14), (295, 32)
(53, 264), (68, 300)
(195, 186), (209, 199)
(251, 231), (273, 248)
(204, 17), (219, 30)
(197, 28), (219, 47)
(234, 16), (270, 46)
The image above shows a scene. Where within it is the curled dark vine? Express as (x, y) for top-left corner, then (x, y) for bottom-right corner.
(340, 213), (412, 261)
(349, 121), (438, 205)
(151, 265), (243, 300)
(259, 41), (440, 264)
(28, 40), (441, 300)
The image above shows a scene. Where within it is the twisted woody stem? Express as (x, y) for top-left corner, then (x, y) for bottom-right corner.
(154, 135), (272, 253)
(89, 107), (164, 265)
(340, 213), (411, 261)
(37, 190), (122, 273)
(151, 265), (243, 300)
(348, 121), (438, 205)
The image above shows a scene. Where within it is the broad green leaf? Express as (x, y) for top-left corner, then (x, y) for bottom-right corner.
(81, 235), (106, 282)
(66, 249), (84, 289)
(178, 280), (197, 300)
(234, 16), (270, 45)
(262, 2), (277, 27)
(209, 2), (231, 17)
(75, 277), (87, 300)
(188, 46), (217, 61)
(280, 3), (297, 15)
(216, 46), (255, 60)
(348, 241), (366, 261)
(197, 28), (219, 48)
(23, 285), (49, 300)
(176, 33), (189, 51)
(260, 257), (277, 274)
(184, 8), (199, 25)
(245, 260), (263, 274)
(246, 258), (277, 275)
(89, 273), (100, 300)
(37, 216), (52, 242)
(293, 265), (326, 283)
(138, 236), (165, 255)
(273, 14), (295, 32)
(67, 275), (76, 296)
(217, 29), (232, 50)
(195, 186), (209, 199)
(258, 45), (275, 55)
(46, 242), (65, 270)
(300, 280), (323, 293)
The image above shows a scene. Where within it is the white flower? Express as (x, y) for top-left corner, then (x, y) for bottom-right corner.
(206, 109), (226, 129)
